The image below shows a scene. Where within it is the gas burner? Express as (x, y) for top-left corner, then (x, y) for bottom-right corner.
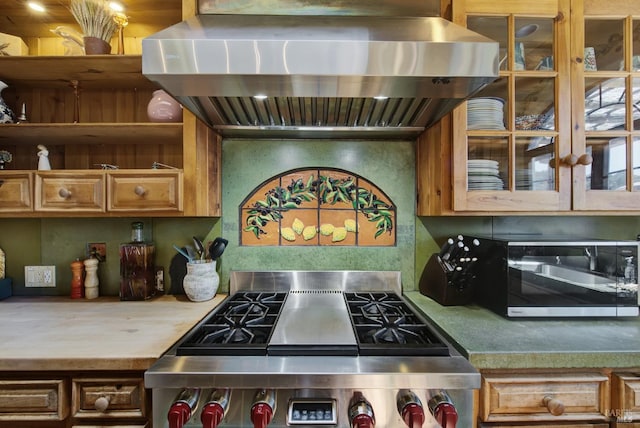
(176, 292), (287, 356)
(345, 292), (450, 356)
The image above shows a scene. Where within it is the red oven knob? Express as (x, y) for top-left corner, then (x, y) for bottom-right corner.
(397, 390), (425, 428)
(251, 389), (276, 428)
(349, 392), (375, 428)
(201, 389), (231, 428)
(168, 388), (201, 428)
(427, 391), (458, 428)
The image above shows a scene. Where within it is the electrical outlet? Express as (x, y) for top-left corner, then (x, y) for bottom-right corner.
(25, 266), (56, 288)
(87, 242), (106, 261)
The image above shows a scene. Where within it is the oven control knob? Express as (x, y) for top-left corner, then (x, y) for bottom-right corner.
(396, 390), (425, 427)
(251, 389), (276, 428)
(201, 389), (231, 428)
(168, 388), (201, 428)
(427, 391), (458, 428)
(349, 393), (375, 428)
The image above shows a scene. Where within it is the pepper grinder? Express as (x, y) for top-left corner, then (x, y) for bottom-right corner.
(70, 259), (84, 299)
(83, 257), (99, 299)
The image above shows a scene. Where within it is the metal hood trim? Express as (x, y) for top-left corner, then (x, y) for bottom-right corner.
(142, 14), (499, 138)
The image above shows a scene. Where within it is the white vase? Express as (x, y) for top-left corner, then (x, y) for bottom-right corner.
(183, 261), (219, 302)
(0, 81), (15, 124)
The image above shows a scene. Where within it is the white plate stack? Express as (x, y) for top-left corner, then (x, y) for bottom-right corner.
(468, 159), (504, 190)
(467, 97), (506, 130)
(516, 169), (532, 190)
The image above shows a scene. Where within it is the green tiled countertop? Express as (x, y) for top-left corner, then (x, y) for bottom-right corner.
(405, 291), (640, 370)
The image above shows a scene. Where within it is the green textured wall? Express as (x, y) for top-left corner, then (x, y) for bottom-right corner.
(3, 135), (640, 299)
(219, 138), (417, 291)
(0, 217), (220, 296)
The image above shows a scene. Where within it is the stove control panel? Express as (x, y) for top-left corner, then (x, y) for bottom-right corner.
(287, 399), (337, 425)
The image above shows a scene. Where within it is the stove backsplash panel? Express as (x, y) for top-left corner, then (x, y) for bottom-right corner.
(222, 139), (415, 291)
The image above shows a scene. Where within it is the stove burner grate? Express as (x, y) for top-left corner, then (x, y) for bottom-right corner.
(176, 292), (287, 356)
(345, 292), (450, 356)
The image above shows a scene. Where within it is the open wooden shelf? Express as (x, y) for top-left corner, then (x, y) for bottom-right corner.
(0, 123), (182, 146)
(0, 55), (156, 89)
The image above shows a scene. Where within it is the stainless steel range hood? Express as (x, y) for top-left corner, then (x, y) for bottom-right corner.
(142, 1), (499, 139)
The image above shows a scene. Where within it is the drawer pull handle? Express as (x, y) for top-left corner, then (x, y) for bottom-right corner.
(542, 396), (564, 416)
(58, 188), (72, 199)
(134, 185), (147, 197)
(95, 395), (111, 412)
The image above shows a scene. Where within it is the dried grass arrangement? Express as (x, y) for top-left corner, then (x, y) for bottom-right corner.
(70, 0), (118, 43)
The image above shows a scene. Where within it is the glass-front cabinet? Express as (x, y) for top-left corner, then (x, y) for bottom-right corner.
(443, 0), (640, 213)
(572, 1), (640, 210)
(450, 0), (572, 212)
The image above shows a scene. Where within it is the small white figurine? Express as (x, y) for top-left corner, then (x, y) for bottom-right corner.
(37, 144), (51, 170)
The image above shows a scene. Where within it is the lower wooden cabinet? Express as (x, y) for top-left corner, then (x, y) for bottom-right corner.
(0, 379), (68, 421)
(611, 372), (640, 425)
(0, 373), (150, 428)
(476, 369), (640, 427)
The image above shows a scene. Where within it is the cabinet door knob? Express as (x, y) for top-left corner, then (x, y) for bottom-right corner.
(560, 153), (593, 167)
(134, 185), (147, 196)
(576, 153), (593, 165)
(542, 396), (565, 416)
(560, 154), (578, 166)
(58, 188), (72, 199)
(95, 395), (111, 412)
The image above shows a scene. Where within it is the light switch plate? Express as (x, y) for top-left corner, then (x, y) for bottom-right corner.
(25, 266), (56, 287)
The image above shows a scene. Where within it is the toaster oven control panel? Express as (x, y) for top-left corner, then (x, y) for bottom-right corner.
(287, 399), (337, 425)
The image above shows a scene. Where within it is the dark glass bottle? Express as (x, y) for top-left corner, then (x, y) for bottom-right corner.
(119, 222), (156, 300)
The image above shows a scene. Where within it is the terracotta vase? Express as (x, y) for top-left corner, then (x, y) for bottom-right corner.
(147, 89), (183, 122)
(83, 36), (111, 55)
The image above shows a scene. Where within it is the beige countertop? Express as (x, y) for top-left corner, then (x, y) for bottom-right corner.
(0, 294), (227, 371)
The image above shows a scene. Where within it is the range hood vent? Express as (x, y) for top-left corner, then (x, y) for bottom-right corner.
(142, 2), (499, 139)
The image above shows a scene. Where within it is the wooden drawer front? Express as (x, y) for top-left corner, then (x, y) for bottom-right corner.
(0, 379), (68, 421)
(72, 378), (145, 419)
(36, 172), (105, 212)
(72, 425), (148, 427)
(0, 172), (32, 212)
(481, 373), (610, 423)
(108, 170), (183, 212)
(479, 424), (609, 427)
(612, 373), (640, 422)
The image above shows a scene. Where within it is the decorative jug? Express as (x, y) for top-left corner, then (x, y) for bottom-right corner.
(147, 89), (183, 122)
(183, 260), (219, 302)
(0, 81), (15, 124)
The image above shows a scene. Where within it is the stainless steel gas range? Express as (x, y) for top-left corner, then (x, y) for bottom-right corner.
(145, 271), (480, 428)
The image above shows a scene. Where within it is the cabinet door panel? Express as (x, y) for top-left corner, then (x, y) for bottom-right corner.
(107, 170), (183, 212)
(35, 171), (105, 212)
(72, 378), (146, 419)
(481, 372), (610, 423)
(0, 379), (68, 421)
(612, 373), (640, 423)
(0, 172), (32, 212)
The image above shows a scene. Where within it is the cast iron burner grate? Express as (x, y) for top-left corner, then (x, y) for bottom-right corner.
(176, 292), (287, 356)
(345, 292), (450, 356)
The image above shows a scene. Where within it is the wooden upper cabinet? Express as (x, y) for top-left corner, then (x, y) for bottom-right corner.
(35, 171), (105, 213)
(0, 0), (222, 218)
(570, 1), (640, 211)
(450, 0), (572, 213)
(417, 0), (640, 215)
(0, 171), (33, 213)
